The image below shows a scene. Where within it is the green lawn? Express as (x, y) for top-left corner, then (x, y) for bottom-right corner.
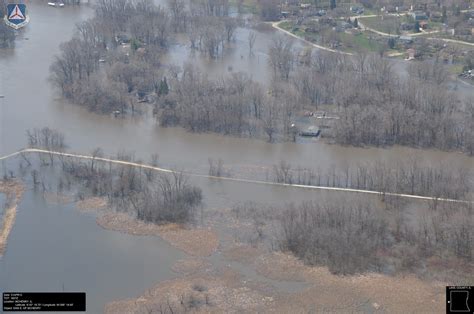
(340, 32), (382, 52)
(449, 64), (464, 75)
(279, 20), (406, 54)
(361, 16), (402, 35)
(279, 21), (293, 31)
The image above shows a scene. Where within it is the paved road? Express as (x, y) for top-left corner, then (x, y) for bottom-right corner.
(271, 21), (353, 55)
(356, 14), (474, 46)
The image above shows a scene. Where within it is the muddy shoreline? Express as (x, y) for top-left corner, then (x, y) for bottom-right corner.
(0, 180), (25, 257)
(105, 244), (446, 313)
(96, 212), (219, 257)
(44, 193), (220, 257)
(46, 194), (448, 313)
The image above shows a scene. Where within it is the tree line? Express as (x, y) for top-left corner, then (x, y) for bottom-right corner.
(23, 128), (202, 224)
(158, 63), (299, 142)
(60, 154), (202, 224)
(272, 157), (472, 201)
(278, 198), (473, 275)
(49, 0), (474, 156)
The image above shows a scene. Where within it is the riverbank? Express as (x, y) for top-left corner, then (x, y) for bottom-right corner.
(0, 180), (25, 256)
(104, 241), (446, 313)
(96, 212), (219, 257)
(9, 162), (455, 312)
(44, 188), (219, 257)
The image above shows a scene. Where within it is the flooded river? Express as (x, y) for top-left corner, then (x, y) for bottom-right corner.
(0, 2), (472, 172)
(0, 187), (185, 313)
(0, 2), (473, 312)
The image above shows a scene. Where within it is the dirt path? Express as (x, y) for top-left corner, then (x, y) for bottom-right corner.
(0, 180), (24, 256)
(1, 148), (472, 204)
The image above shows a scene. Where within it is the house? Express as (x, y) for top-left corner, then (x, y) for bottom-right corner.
(300, 3), (311, 9)
(115, 34), (130, 45)
(430, 11), (442, 22)
(401, 22), (414, 31)
(304, 26), (319, 33)
(341, 21), (353, 29)
(411, 11), (428, 21)
(351, 6), (364, 15)
(385, 5), (397, 13)
(316, 9), (326, 16)
(399, 35), (414, 44)
(419, 21), (429, 30)
(406, 48), (416, 60)
(413, 3), (427, 11)
(320, 17), (336, 27)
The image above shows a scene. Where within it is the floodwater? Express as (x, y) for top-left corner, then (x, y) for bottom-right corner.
(0, 193), (5, 221)
(0, 2), (473, 312)
(0, 187), (185, 313)
(0, 2), (472, 173)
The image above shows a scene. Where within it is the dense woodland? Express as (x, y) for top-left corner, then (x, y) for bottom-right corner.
(278, 198), (473, 275)
(49, 0), (474, 156)
(271, 157), (472, 201)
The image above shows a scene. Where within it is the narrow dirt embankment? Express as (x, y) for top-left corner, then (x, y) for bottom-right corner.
(96, 212), (219, 257)
(0, 180), (25, 256)
(42, 193), (220, 258)
(2, 148), (472, 205)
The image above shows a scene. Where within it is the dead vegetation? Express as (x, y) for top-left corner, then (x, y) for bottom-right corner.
(97, 212), (219, 257)
(279, 200), (473, 277)
(75, 196), (108, 212)
(171, 259), (212, 276)
(0, 179), (25, 256)
(105, 242), (446, 314)
(105, 267), (276, 314)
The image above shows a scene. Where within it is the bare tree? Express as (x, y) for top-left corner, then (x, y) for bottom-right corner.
(248, 31), (256, 55)
(268, 37), (294, 81)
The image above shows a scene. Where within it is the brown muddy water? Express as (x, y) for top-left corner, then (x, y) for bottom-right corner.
(0, 2), (473, 313)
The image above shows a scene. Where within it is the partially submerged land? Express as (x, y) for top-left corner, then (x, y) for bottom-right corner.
(49, 1), (474, 154)
(1, 129), (472, 312)
(105, 248), (445, 313)
(96, 213), (219, 257)
(0, 180), (24, 256)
